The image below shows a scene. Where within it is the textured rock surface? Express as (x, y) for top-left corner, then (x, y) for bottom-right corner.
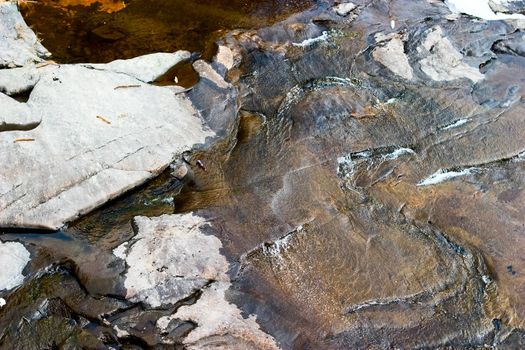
(0, 2), (50, 67)
(490, 0), (525, 14)
(0, 52), (213, 230)
(116, 214), (279, 349)
(114, 214), (228, 308)
(2, 0), (525, 349)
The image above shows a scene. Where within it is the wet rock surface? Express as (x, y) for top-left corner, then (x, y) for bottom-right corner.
(2, 0), (525, 349)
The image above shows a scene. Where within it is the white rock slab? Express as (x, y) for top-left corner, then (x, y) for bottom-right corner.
(372, 33), (414, 80)
(86, 51), (191, 83)
(159, 281), (281, 350)
(445, 0), (525, 19)
(333, 2), (357, 16)
(418, 26), (484, 82)
(119, 213), (281, 349)
(114, 213), (228, 308)
(0, 92), (40, 131)
(0, 57), (213, 230)
(0, 2), (50, 67)
(0, 65), (41, 95)
(0, 240), (30, 291)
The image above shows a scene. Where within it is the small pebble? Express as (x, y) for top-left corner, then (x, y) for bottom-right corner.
(334, 2), (356, 17)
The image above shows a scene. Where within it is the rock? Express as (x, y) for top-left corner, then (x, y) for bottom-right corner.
(215, 45), (235, 70)
(0, 92), (40, 131)
(0, 2), (50, 67)
(114, 213), (228, 308)
(492, 32), (525, 56)
(0, 263), (128, 349)
(115, 213), (280, 348)
(333, 2), (357, 17)
(159, 281), (280, 350)
(170, 162), (189, 180)
(445, 0), (525, 19)
(372, 33), (414, 80)
(193, 60), (231, 89)
(418, 26), (484, 82)
(0, 65), (41, 95)
(0, 240), (30, 291)
(0, 55), (213, 230)
(90, 24), (126, 42)
(86, 51), (192, 83)
(489, 0), (525, 14)
(3, 0), (525, 349)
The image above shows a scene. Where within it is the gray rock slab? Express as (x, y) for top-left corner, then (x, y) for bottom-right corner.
(0, 59), (213, 230)
(85, 51), (191, 83)
(0, 65), (41, 95)
(0, 92), (40, 131)
(0, 2), (50, 68)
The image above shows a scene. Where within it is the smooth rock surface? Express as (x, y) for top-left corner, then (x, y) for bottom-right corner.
(418, 26), (485, 82)
(86, 51), (191, 83)
(0, 92), (40, 131)
(0, 240), (30, 291)
(372, 33), (414, 80)
(0, 65), (41, 95)
(0, 2), (50, 67)
(0, 55), (213, 230)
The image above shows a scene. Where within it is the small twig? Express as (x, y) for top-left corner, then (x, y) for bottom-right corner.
(114, 84), (141, 90)
(13, 137), (35, 143)
(96, 115), (111, 124)
(35, 60), (58, 68)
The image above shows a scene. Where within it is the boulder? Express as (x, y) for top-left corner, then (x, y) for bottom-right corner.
(0, 54), (214, 230)
(0, 92), (40, 131)
(0, 2), (50, 68)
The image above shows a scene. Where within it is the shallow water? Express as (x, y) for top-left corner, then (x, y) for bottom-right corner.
(20, 0), (314, 63)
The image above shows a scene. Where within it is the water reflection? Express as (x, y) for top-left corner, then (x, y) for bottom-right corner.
(20, 0), (314, 63)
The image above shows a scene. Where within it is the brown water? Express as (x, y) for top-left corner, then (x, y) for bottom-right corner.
(20, 0), (314, 63)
